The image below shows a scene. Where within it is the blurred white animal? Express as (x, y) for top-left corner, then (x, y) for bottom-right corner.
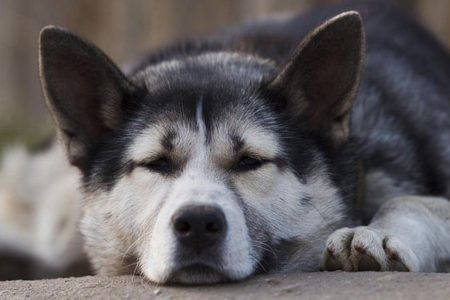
(0, 140), (87, 279)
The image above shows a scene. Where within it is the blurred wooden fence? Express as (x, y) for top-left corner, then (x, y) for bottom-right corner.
(0, 0), (448, 147)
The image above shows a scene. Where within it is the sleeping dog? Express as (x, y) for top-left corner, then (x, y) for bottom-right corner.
(36, 0), (450, 283)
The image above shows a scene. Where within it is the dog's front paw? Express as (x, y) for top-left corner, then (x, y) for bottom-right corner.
(320, 226), (419, 272)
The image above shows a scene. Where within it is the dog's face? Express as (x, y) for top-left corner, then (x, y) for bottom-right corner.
(39, 12), (364, 284)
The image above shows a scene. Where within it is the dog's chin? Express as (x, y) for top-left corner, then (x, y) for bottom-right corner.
(167, 264), (229, 285)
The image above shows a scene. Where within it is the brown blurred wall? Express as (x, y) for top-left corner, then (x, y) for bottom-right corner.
(0, 0), (449, 147)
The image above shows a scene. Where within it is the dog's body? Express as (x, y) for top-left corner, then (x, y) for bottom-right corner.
(3, 0), (449, 282)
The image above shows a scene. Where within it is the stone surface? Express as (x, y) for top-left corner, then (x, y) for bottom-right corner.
(1, 272), (449, 299)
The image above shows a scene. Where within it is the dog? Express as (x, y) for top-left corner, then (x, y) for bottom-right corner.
(35, 0), (450, 284)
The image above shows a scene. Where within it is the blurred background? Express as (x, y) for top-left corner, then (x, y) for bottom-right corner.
(0, 0), (449, 150)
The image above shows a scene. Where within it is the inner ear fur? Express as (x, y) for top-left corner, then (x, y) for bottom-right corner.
(269, 11), (365, 149)
(39, 25), (138, 168)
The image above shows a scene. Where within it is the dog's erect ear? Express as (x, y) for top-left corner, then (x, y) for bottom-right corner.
(269, 11), (364, 149)
(39, 26), (137, 168)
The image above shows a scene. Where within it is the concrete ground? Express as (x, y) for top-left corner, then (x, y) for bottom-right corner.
(1, 271), (449, 299)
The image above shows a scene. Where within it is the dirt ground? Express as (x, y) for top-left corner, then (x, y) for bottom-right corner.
(1, 271), (449, 299)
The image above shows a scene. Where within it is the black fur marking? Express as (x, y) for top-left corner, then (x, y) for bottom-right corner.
(123, 160), (136, 175)
(161, 130), (176, 152)
(231, 134), (244, 153)
(302, 196), (312, 206)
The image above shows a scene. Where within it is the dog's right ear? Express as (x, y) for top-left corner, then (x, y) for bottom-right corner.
(39, 26), (138, 169)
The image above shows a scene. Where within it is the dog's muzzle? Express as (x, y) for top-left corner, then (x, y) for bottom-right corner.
(142, 181), (254, 284)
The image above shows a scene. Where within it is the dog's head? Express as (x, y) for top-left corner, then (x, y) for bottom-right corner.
(39, 12), (364, 284)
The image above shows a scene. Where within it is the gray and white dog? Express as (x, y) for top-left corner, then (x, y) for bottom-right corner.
(37, 0), (450, 284)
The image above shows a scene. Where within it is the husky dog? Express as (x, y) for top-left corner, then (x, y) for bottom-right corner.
(37, 0), (450, 284)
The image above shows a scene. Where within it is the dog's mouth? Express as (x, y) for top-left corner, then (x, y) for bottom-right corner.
(168, 263), (229, 285)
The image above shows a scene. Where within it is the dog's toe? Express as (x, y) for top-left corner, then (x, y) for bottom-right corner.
(383, 236), (419, 272)
(350, 227), (388, 271)
(320, 227), (355, 271)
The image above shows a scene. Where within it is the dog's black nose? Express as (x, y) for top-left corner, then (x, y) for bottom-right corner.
(171, 205), (227, 252)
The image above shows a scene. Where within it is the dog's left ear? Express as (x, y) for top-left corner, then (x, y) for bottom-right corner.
(268, 11), (364, 149)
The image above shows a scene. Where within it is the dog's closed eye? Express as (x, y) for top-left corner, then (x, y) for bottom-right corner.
(140, 156), (174, 174)
(232, 155), (268, 172)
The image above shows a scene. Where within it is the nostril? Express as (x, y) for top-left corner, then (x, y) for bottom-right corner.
(175, 220), (191, 235)
(205, 221), (221, 234)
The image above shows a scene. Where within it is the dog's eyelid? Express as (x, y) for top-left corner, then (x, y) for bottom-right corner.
(246, 155), (271, 166)
(134, 154), (175, 173)
(237, 150), (272, 162)
(230, 153), (272, 172)
(238, 142), (279, 159)
(134, 153), (164, 165)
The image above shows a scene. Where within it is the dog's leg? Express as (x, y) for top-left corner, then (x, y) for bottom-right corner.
(320, 196), (450, 272)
